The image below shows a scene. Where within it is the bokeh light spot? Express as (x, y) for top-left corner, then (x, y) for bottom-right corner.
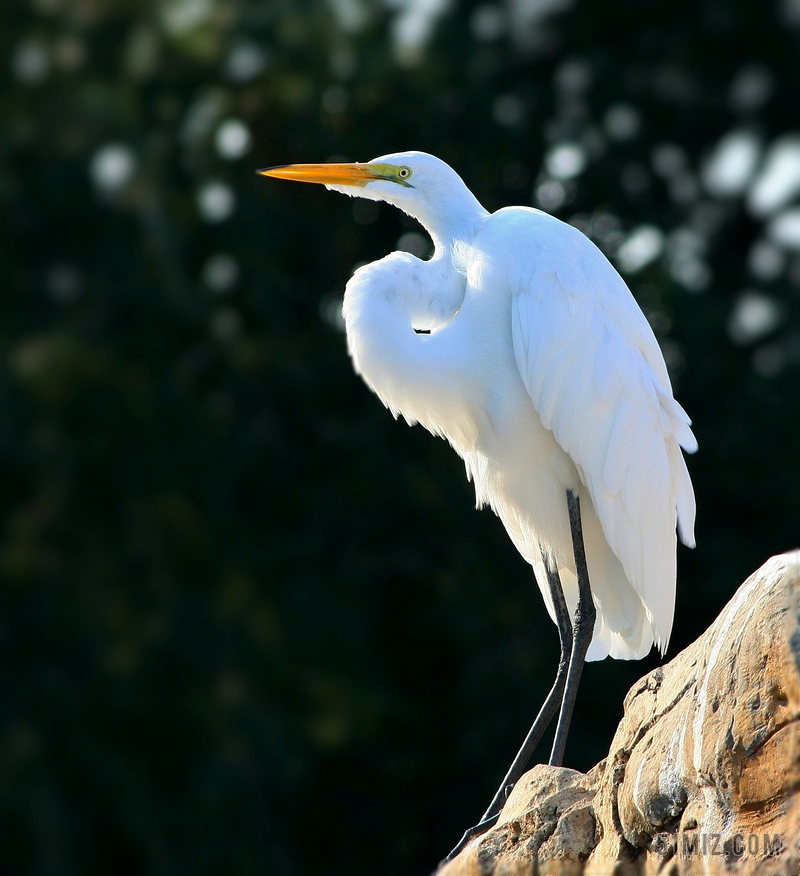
(225, 42), (267, 82)
(603, 104), (640, 141)
(320, 295), (346, 331)
(651, 143), (686, 178)
(397, 231), (430, 258)
(203, 253), (239, 293)
(90, 144), (136, 193)
(197, 180), (235, 222)
(329, 0), (371, 34)
(617, 226), (664, 273)
(535, 179), (566, 211)
(545, 143), (586, 179)
(748, 241), (785, 280)
(728, 291), (784, 345)
(729, 65), (773, 112)
(215, 119), (252, 160)
(748, 135), (800, 217)
(471, 5), (505, 41)
(554, 57), (591, 94)
(12, 38), (50, 84)
(161, 0), (213, 36)
(702, 130), (761, 197)
(767, 208), (800, 250)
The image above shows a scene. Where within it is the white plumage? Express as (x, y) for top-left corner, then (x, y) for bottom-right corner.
(260, 149), (698, 857)
(331, 152), (696, 663)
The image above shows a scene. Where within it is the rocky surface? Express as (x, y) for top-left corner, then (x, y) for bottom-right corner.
(439, 551), (800, 876)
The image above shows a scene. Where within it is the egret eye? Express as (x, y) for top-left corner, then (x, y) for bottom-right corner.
(397, 167), (411, 179)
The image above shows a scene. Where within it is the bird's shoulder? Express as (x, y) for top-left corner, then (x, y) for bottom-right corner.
(475, 206), (622, 302)
(477, 206), (676, 401)
(480, 206), (593, 254)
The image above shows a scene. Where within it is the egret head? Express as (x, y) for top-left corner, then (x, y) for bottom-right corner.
(259, 151), (486, 243)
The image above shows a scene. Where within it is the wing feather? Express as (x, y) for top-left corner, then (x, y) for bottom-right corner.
(501, 208), (696, 653)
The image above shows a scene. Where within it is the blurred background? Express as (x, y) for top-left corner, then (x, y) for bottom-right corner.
(1, 0), (799, 873)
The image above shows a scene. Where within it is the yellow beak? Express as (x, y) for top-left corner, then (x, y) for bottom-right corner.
(257, 163), (378, 187)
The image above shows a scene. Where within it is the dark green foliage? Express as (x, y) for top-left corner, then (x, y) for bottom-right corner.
(1, 1), (798, 873)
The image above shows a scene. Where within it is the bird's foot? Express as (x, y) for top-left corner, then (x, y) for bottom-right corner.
(436, 813), (499, 872)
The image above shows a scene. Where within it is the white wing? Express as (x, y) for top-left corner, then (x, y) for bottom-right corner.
(491, 208), (696, 653)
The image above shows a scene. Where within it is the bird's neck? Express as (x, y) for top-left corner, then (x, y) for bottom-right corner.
(412, 190), (489, 255)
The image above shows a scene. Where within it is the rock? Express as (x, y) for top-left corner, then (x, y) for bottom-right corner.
(439, 551), (800, 876)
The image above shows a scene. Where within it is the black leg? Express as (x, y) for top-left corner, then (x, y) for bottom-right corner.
(549, 489), (596, 768)
(476, 552), (572, 815)
(439, 551), (573, 867)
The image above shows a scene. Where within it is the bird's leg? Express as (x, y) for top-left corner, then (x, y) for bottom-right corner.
(439, 551), (573, 867)
(476, 550), (573, 821)
(549, 489), (596, 768)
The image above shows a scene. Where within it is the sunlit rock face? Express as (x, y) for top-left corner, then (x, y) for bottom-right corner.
(439, 552), (800, 876)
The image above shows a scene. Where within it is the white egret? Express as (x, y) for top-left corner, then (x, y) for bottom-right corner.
(259, 152), (697, 863)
